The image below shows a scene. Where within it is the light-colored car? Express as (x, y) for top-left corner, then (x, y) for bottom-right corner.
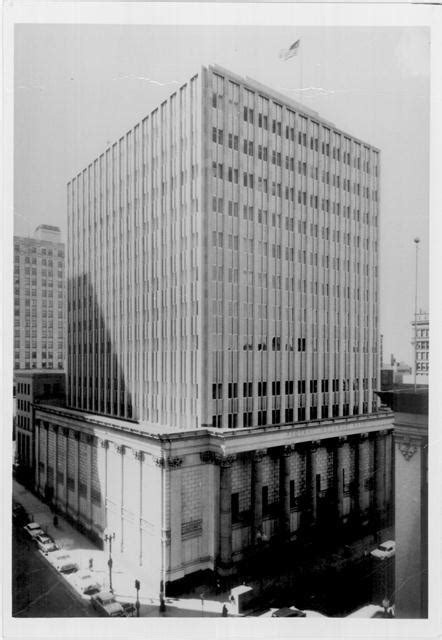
(90, 592), (125, 617)
(302, 610), (328, 617)
(74, 570), (101, 596)
(34, 533), (59, 554)
(347, 604), (394, 618)
(50, 552), (79, 574)
(370, 540), (396, 560)
(23, 522), (45, 539)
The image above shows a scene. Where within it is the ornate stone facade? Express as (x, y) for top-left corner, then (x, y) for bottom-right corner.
(34, 404), (393, 591)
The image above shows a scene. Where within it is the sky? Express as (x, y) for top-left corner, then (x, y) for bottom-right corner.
(14, 24), (430, 366)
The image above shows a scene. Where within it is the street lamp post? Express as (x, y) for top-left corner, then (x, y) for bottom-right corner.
(135, 579), (141, 617)
(104, 531), (116, 593)
(413, 238), (420, 392)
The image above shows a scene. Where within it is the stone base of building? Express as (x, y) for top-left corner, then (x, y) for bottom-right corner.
(32, 404), (394, 596)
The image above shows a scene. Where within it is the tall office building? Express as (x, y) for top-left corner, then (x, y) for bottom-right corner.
(67, 65), (380, 429)
(411, 311), (429, 379)
(13, 225), (65, 371)
(36, 66), (392, 592)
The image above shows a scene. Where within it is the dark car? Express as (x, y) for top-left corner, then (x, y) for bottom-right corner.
(121, 602), (136, 617)
(13, 503), (29, 524)
(271, 607), (307, 618)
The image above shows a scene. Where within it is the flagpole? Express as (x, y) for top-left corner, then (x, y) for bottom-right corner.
(300, 42), (303, 105)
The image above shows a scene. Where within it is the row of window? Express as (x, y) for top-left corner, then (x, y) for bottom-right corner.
(212, 377), (374, 399)
(15, 362), (63, 370)
(212, 98), (376, 173)
(216, 198), (377, 229)
(213, 130), (376, 179)
(212, 161), (377, 201)
(212, 401), (375, 429)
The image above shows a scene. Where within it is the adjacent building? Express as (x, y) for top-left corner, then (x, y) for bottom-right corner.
(411, 311), (429, 380)
(35, 65), (393, 594)
(15, 370), (65, 481)
(13, 225), (65, 371)
(378, 387), (428, 618)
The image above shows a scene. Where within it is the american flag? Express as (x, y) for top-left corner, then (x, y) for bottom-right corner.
(279, 39), (301, 61)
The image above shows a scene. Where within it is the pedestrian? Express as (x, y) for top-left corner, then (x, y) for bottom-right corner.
(222, 604), (228, 617)
(89, 557), (94, 571)
(53, 514), (58, 528)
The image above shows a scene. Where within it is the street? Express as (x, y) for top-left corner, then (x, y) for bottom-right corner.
(12, 522), (94, 618)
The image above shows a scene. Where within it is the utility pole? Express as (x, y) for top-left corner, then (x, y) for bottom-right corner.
(413, 238), (420, 392)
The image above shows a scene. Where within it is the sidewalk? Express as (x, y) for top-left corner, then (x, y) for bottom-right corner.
(13, 480), (232, 618)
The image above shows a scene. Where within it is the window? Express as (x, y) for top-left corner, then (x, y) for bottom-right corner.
(243, 412), (253, 428)
(243, 382), (253, 397)
(228, 383), (238, 398)
(258, 381), (267, 396)
(212, 383), (222, 399)
(290, 480), (296, 508)
(262, 486), (269, 512)
(231, 493), (240, 523)
(272, 409), (280, 424)
(271, 381), (280, 395)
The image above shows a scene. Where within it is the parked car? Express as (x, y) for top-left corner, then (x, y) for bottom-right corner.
(90, 592), (125, 617)
(347, 604), (394, 618)
(34, 533), (59, 554)
(50, 552), (79, 574)
(370, 540), (396, 560)
(302, 610), (328, 617)
(74, 570), (101, 596)
(271, 606), (307, 618)
(13, 503), (29, 525)
(121, 602), (136, 617)
(23, 522), (45, 540)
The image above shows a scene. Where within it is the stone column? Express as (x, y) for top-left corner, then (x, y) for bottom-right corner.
(311, 443), (321, 522)
(200, 452), (217, 574)
(86, 435), (93, 531)
(74, 432), (80, 518)
(63, 428), (69, 511)
(280, 445), (294, 540)
(384, 431), (393, 516)
(35, 421), (40, 491)
(357, 434), (368, 515)
(53, 426), (59, 507)
(336, 437), (346, 521)
(218, 455), (235, 575)
(168, 456), (183, 576)
(116, 444), (126, 552)
(374, 432), (385, 515)
(44, 423), (49, 493)
(350, 436), (360, 515)
(100, 439), (109, 534)
(252, 450), (266, 543)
